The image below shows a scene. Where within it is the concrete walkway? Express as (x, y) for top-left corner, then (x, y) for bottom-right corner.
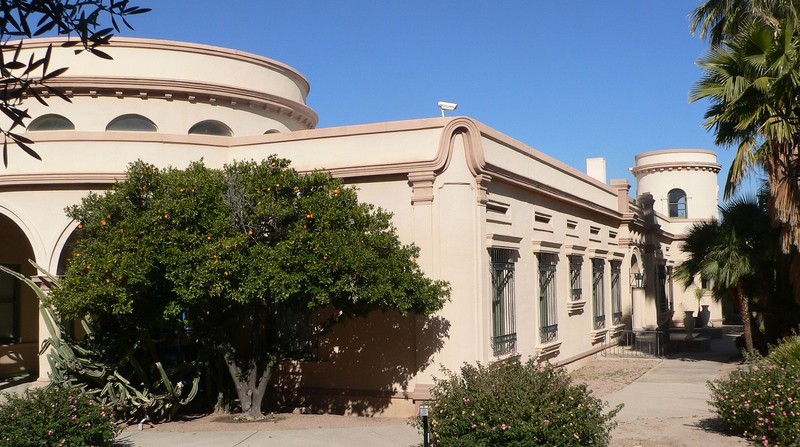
(3, 331), (751, 447)
(604, 330), (749, 446)
(116, 424), (420, 447)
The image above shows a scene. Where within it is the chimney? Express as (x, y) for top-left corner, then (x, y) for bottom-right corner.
(586, 157), (607, 184)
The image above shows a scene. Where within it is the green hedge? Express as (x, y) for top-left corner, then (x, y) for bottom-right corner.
(415, 357), (621, 447)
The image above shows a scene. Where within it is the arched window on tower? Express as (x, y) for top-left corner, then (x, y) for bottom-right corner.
(188, 120), (233, 136)
(28, 114), (75, 131)
(106, 114), (158, 132)
(668, 188), (687, 218)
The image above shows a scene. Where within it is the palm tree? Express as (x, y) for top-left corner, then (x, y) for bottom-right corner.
(675, 196), (773, 353)
(691, 0), (800, 46)
(690, 1), (800, 302)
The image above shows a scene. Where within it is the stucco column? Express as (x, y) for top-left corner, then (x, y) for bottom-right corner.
(31, 275), (56, 384)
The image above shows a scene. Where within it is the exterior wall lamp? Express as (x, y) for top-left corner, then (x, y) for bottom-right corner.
(631, 272), (645, 289)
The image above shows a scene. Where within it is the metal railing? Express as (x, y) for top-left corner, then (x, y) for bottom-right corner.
(492, 333), (517, 356)
(594, 315), (606, 330)
(602, 330), (666, 358)
(540, 324), (558, 343)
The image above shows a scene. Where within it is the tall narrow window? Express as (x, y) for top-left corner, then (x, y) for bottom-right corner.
(0, 264), (20, 343)
(668, 189), (687, 218)
(611, 260), (622, 325)
(569, 255), (582, 301)
(538, 253), (558, 343)
(490, 248), (516, 356)
(592, 259), (606, 330)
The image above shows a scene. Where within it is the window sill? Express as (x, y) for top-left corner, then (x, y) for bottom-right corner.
(535, 340), (561, 361)
(590, 329), (608, 345)
(567, 300), (586, 315)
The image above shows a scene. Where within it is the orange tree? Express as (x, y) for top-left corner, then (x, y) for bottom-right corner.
(50, 158), (449, 420)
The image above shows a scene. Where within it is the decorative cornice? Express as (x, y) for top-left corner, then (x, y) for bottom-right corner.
(446, 118), (624, 221)
(29, 76), (318, 129)
(587, 247), (610, 258)
(486, 233), (523, 250)
(630, 161), (721, 177)
(565, 244), (587, 255)
(0, 172), (121, 190)
(532, 240), (562, 253)
(475, 174), (492, 206)
(408, 171), (435, 205)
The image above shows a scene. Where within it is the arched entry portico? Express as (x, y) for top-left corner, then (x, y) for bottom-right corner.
(0, 213), (39, 378)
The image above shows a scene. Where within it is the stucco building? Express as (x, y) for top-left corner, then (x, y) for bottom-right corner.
(0, 38), (721, 416)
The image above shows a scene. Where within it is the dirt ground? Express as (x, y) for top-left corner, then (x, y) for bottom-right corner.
(134, 356), (661, 433)
(131, 412), (410, 433)
(569, 357), (663, 398)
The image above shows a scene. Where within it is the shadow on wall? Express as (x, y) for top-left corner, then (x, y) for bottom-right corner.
(269, 311), (450, 416)
(0, 343), (37, 380)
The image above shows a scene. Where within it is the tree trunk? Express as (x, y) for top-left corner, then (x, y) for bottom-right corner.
(766, 143), (800, 302)
(737, 282), (754, 354)
(222, 346), (274, 420)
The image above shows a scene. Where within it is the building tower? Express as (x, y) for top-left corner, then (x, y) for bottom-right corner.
(630, 149), (723, 328)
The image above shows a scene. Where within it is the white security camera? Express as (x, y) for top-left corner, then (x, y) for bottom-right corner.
(437, 101), (458, 111)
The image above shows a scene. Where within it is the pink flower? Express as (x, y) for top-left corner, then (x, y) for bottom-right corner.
(544, 419), (551, 426)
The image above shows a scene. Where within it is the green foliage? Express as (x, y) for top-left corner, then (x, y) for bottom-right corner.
(690, 1), (800, 305)
(0, 262), (201, 422)
(43, 318), (202, 422)
(766, 334), (800, 368)
(0, 385), (119, 447)
(709, 352), (800, 446)
(52, 158), (448, 345)
(415, 358), (621, 447)
(49, 157), (449, 417)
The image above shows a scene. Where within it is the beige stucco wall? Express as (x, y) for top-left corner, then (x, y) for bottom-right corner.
(0, 38), (723, 415)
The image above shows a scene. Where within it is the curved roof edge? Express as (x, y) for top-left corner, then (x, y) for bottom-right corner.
(634, 148), (716, 162)
(16, 36), (312, 98)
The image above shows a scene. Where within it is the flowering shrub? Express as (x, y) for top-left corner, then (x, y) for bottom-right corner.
(415, 357), (621, 446)
(0, 385), (119, 447)
(709, 347), (800, 446)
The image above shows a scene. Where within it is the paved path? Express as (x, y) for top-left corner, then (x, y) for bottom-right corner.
(116, 424), (420, 447)
(604, 332), (749, 447)
(4, 331), (752, 447)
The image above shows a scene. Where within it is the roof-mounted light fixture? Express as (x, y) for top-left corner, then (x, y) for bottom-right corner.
(438, 101), (458, 117)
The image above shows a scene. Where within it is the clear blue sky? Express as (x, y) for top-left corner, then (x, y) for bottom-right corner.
(122, 1), (759, 196)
